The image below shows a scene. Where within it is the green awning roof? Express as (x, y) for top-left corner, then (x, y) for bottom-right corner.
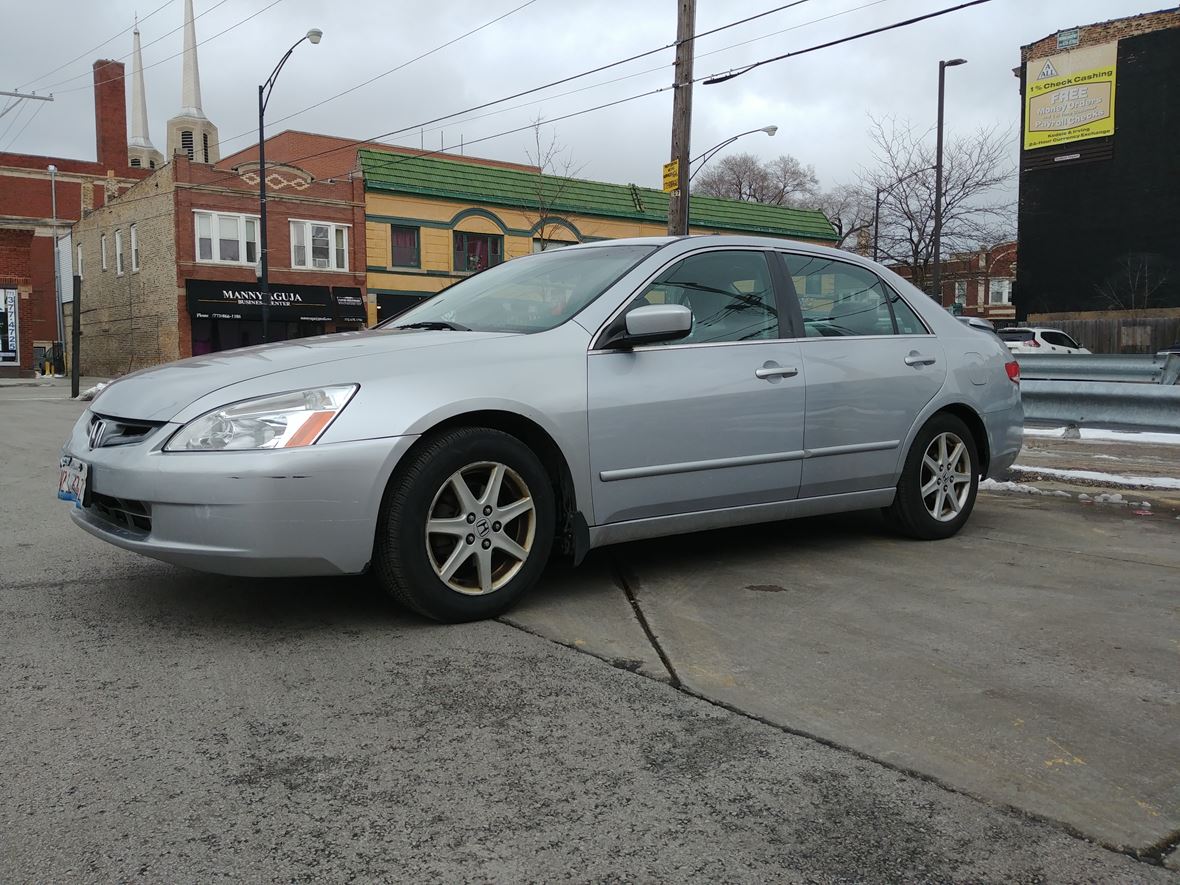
(359, 149), (838, 242)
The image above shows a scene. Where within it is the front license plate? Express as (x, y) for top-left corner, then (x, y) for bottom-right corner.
(57, 456), (89, 509)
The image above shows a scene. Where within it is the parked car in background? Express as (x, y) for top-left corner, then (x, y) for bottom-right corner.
(998, 327), (1090, 354)
(58, 236), (1023, 623)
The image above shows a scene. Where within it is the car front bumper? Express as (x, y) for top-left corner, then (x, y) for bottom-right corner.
(63, 415), (417, 576)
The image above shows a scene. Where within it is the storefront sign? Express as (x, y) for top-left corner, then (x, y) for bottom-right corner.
(1024, 41), (1117, 151)
(186, 280), (351, 323)
(332, 287), (368, 324)
(1, 289), (18, 365)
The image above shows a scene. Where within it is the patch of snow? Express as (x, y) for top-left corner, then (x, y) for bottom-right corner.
(78, 381), (109, 402)
(1077, 493), (1092, 502)
(1024, 426), (1180, 446)
(980, 478), (1054, 496)
(1010, 465), (1180, 490)
(1093, 493), (1125, 505)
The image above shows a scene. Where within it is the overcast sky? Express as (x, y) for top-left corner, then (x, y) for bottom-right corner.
(0, 0), (1163, 199)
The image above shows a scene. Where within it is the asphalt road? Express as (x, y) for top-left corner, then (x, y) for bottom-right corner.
(2, 386), (1177, 882)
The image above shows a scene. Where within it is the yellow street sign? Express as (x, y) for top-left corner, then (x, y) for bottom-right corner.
(662, 159), (680, 193)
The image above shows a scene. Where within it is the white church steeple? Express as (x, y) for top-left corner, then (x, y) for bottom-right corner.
(166, 0), (220, 163)
(128, 18), (164, 169)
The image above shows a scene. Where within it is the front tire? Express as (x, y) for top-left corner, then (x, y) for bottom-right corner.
(375, 428), (555, 622)
(885, 413), (979, 540)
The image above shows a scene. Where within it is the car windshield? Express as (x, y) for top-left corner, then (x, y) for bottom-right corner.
(999, 329), (1035, 341)
(379, 245), (658, 334)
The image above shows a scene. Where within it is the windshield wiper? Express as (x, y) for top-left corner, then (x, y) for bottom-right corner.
(392, 321), (470, 331)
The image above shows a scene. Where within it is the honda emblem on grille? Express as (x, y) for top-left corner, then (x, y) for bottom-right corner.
(88, 419), (107, 450)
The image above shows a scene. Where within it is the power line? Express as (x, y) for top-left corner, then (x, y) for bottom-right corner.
(2, 101), (47, 153)
(703, 0), (994, 84)
(52, 0), (282, 95)
(18, 0), (178, 91)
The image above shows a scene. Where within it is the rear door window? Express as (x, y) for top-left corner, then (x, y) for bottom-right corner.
(782, 254), (925, 336)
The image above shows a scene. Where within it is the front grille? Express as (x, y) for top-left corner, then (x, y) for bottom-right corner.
(89, 413), (163, 448)
(89, 492), (152, 536)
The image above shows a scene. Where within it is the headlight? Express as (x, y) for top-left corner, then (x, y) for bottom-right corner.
(165, 385), (358, 451)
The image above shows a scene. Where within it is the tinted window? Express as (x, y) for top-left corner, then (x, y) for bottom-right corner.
(785, 254), (901, 337)
(628, 250), (778, 344)
(999, 329), (1035, 342)
(888, 289), (928, 334)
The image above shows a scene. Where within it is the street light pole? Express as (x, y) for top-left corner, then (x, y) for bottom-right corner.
(931, 57), (966, 302)
(258, 28), (322, 344)
(686, 125), (777, 224)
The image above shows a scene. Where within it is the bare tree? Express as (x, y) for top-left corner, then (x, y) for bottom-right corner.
(693, 151), (819, 208)
(1093, 254), (1171, 310)
(864, 116), (1014, 291)
(523, 116), (585, 250)
(816, 182), (875, 251)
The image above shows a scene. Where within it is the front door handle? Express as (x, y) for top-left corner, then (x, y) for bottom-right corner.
(755, 364), (799, 380)
(904, 353), (937, 367)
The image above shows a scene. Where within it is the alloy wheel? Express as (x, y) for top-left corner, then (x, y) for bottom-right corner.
(920, 431), (972, 522)
(425, 461), (537, 595)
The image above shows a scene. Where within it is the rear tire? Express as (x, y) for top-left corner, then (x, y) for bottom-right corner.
(374, 427), (555, 622)
(885, 413), (979, 540)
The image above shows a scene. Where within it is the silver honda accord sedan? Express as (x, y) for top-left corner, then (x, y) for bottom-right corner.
(59, 236), (1022, 622)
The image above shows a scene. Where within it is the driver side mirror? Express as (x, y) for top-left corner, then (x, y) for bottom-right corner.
(603, 303), (693, 349)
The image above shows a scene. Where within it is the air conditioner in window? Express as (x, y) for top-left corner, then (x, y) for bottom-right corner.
(313, 258), (330, 268)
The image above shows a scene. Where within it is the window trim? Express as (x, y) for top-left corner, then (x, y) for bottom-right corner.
(289, 219), (349, 272)
(192, 209), (260, 267)
(114, 229), (124, 276)
(130, 224), (140, 272)
(100, 234), (108, 271)
(390, 224), (421, 268)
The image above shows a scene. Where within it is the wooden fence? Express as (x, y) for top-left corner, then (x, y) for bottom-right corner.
(1026, 308), (1180, 354)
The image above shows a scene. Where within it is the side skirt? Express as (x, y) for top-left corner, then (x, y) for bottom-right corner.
(587, 488), (896, 549)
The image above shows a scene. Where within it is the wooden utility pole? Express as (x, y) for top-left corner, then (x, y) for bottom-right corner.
(666, 0), (696, 236)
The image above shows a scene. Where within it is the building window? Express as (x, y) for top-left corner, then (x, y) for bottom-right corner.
(202, 132), (210, 164)
(115, 230), (124, 275)
(453, 232), (503, 272)
(391, 225), (420, 267)
(130, 224), (140, 272)
(954, 280), (967, 306)
(100, 234), (108, 271)
(77, 244), (83, 279)
(989, 279), (1012, 304)
(130, 158), (141, 168)
(181, 130), (194, 160)
(290, 220), (348, 271)
(194, 210), (259, 265)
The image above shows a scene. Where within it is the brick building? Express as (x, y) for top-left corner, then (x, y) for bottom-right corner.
(71, 154), (367, 376)
(0, 61), (148, 377)
(892, 241), (1017, 322)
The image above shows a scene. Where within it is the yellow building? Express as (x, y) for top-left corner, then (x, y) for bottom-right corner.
(360, 149), (839, 322)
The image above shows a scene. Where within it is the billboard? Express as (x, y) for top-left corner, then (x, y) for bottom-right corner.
(1024, 41), (1117, 151)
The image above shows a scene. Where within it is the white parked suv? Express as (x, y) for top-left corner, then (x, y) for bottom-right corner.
(998, 327), (1090, 354)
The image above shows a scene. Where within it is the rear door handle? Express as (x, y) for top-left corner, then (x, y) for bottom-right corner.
(904, 353), (937, 367)
(755, 365), (799, 380)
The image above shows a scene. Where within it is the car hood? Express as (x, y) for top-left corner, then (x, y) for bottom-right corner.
(92, 328), (515, 421)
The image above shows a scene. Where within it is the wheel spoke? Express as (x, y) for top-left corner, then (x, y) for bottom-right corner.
(449, 472), (479, 514)
(475, 546), (494, 593)
(933, 488), (946, 519)
(921, 476), (940, 497)
(482, 463), (506, 507)
(497, 495), (534, 524)
(494, 534), (529, 563)
(946, 488), (962, 515)
(922, 453), (939, 475)
(952, 471), (972, 485)
(948, 441), (965, 469)
(938, 433), (948, 465)
(438, 543), (471, 582)
(427, 516), (469, 537)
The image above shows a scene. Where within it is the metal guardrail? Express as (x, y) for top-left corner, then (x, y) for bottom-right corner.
(1016, 352), (1180, 384)
(1021, 380), (1180, 431)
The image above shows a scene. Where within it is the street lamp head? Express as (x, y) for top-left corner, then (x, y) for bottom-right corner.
(306, 28), (323, 44)
(761, 125), (778, 136)
(47, 164), (57, 173)
(944, 58), (968, 67)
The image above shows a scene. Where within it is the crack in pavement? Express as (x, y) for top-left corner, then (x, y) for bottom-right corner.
(495, 557), (1180, 871)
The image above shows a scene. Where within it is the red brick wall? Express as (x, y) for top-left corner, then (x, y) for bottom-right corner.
(0, 229), (34, 374)
(1022, 8), (1180, 61)
(93, 60), (129, 173)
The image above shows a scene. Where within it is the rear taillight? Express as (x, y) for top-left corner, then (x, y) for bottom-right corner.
(1005, 360), (1020, 383)
(1026, 338), (1040, 347)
